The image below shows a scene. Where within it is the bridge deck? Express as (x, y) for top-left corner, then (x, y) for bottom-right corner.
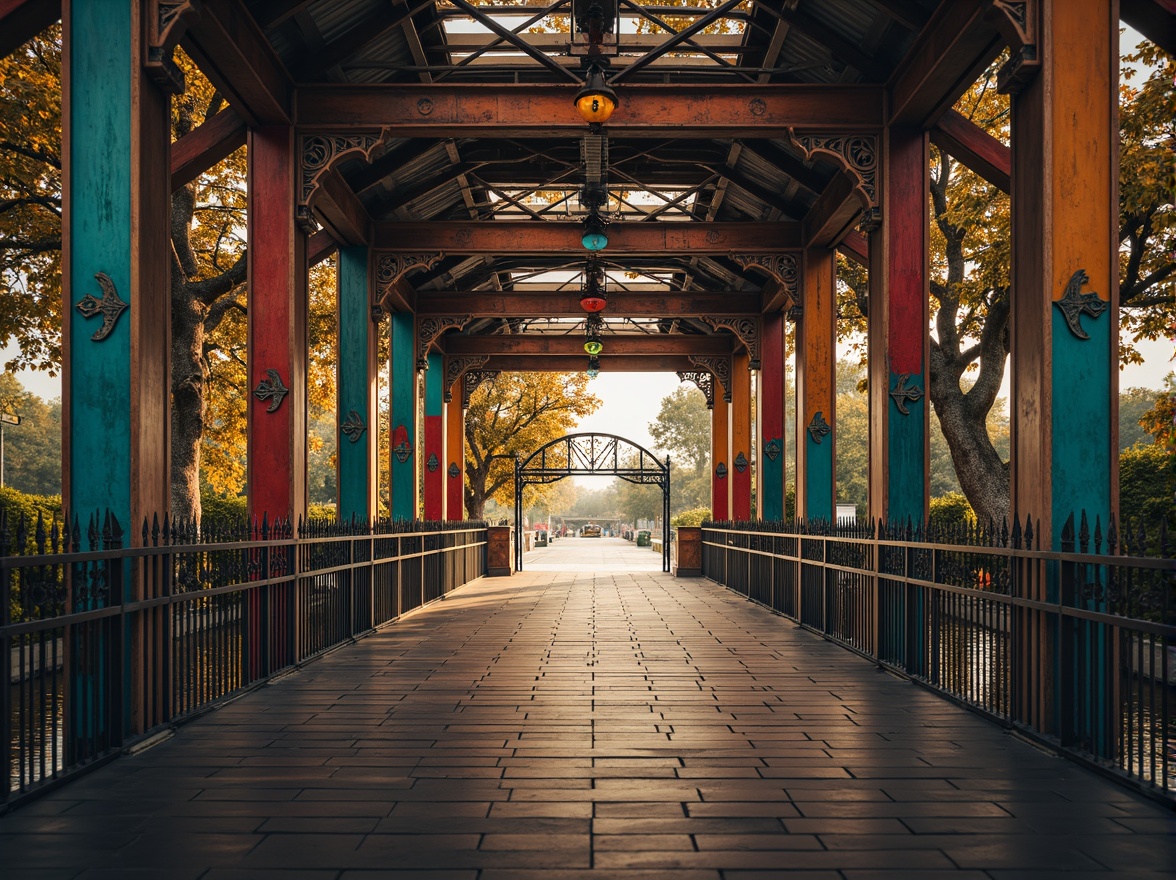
(3, 539), (1172, 878)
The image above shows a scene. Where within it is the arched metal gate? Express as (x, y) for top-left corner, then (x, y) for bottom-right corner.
(514, 432), (671, 572)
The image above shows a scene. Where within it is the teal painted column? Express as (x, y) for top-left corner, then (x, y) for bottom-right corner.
(389, 313), (417, 520)
(337, 248), (375, 523)
(63, 0), (171, 534)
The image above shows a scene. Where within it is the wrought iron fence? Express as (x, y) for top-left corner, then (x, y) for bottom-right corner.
(2, 511), (487, 808)
(701, 514), (1175, 801)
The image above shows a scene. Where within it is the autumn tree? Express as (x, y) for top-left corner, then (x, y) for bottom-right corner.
(647, 385), (710, 512)
(0, 374), (60, 496)
(464, 372), (600, 519)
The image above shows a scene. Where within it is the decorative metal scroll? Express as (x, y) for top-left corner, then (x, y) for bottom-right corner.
(889, 374), (924, 415)
(253, 369), (289, 413)
(734, 451), (749, 473)
(444, 355), (491, 403)
(515, 432), (672, 573)
(787, 131), (878, 221)
(341, 410), (366, 442)
(297, 133), (382, 231)
(732, 253), (799, 312)
(448, 462), (460, 479)
(427, 453), (439, 472)
(676, 370), (715, 410)
(75, 273), (128, 342)
(392, 425), (413, 463)
(145, 1), (198, 93)
(417, 316), (472, 371)
(715, 461), (728, 479)
(1054, 269), (1106, 340)
(701, 316), (760, 369)
(375, 253), (443, 307)
(807, 411), (831, 444)
(763, 438), (781, 462)
(462, 370), (499, 409)
(687, 355), (732, 403)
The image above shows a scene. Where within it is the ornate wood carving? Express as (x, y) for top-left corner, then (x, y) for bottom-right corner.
(341, 410), (366, 442)
(676, 370), (715, 410)
(807, 411), (831, 444)
(787, 131), (878, 217)
(417, 316), (472, 371)
(462, 370), (500, 409)
(375, 253), (443, 309)
(731, 253), (799, 312)
(701, 316), (760, 369)
(687, 355), (732, 403)
(75, 273), (128, 342)
(297, 133), (382, 232)
(1054, 269), (1106, 340)
(988, 0), (1039, 94)
(444, 355), (491, 403)
(145, 1), (198, 94)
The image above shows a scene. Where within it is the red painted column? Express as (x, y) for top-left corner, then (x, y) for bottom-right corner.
(423, 352), (444, 520)
(247, 126), (307, 525)
(730, 351), (752, 520)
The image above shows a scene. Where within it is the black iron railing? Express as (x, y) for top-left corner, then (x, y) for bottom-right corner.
(701, 515), (1175, 801)
(2, 511), (487, 808)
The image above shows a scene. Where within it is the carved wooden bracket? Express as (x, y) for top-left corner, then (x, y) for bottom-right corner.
(687, 355), (732, 403)
(375, 253), (443, 312)
(444, 355), (490, 403)
(462, 370), (500, 409)
(701, 316), (760, 370)
(787, 131), (878, 228)
(297, 133), (382, 233)
(676, 370), (715, 410)
(417, 316), (472, 371)
(987, 0), (1039, 95)
(145, 0), (199, 94)
(732, 253), (799, 312)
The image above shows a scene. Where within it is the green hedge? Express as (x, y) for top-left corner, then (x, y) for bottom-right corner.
(0, 487), (63, 552)
(671, 507), (711, 527)
(928, 492), (975, 530)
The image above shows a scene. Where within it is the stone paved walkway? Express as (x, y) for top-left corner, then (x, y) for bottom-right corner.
(2, 553), (1173, 878)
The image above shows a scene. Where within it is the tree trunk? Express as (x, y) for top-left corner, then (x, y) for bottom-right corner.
(170, 272), (206, 524)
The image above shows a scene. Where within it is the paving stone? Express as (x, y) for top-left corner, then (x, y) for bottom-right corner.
(0, 549), (1172, 877)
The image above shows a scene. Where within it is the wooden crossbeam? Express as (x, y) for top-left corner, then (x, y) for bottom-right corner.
(0, 0), (58, 58)
(888, 0), (1003, 128)
(803, 169), (864, 249)
(170, 107), (247, 191)
(445, 334), (735, 357)
(295, 83), (885, 135)
(313, 168), (373, 246)
(1121, 0), (1176, 55)
(373, 221), (801, 253)
(182, 0), (292, 126)
(930, 108), (1011, 193)
(483, 355), (697, 373)
(416, 291), (761, 317)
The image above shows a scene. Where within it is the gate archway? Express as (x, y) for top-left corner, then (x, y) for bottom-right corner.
(514, 433), (670, 572)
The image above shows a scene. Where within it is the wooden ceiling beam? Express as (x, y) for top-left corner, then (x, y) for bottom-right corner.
(170, 107), (247, 191)
(838, 230), (869, 267)
(484, 354), (698, 372)
(1121, 0), (1176, 55)
(888, 0), (1003, 128)
(930, 108), (1011, 193)
(864, 0), (931, 31)
(445, 334), (735, 357)
(295, 83), (885, 135)
(307, 230), (337, 268)
(0, 0), (58, 58)
(803, 169), (864, 249)
(313, 168), (373, 247)
(348, 139), (441, 195)
(372, 221), (802, 253)
(248, 0), (315, 31)
(182, 0), (292, 126)
(416, 291), (761, 317)
(761, 4), (891, 82)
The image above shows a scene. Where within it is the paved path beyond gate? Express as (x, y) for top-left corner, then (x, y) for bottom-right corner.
(2, 567), (1172, 878)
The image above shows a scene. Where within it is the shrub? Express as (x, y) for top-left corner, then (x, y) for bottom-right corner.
(672, 507), (711, 527)
(0, 487), (63, 551)
(929, 492), (975, 530)
(200, 493), (247, 525)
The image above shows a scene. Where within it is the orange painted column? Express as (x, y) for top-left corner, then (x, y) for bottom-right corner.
(247, 127), (308, 525)
(445, 377), (465, 520)
(796, 247), (836, 521)
(711, 389), (729, 520)
(729, 351), (752, 520)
